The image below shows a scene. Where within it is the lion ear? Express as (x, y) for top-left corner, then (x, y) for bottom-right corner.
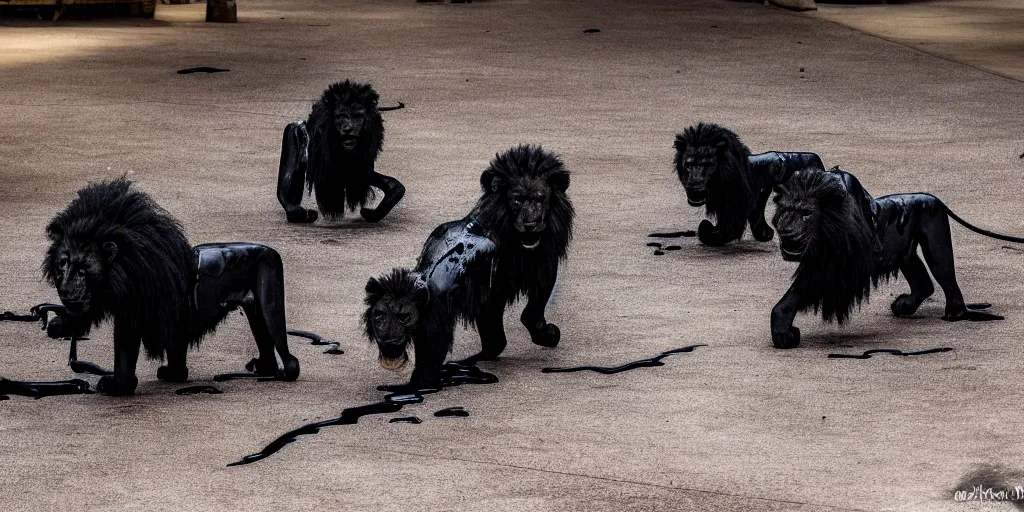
(101, 241), (118, 263)
(714, 139), (727, 154)
(480, 170), (505, 194)
(365, 276), (384, 299)
(547, 169), (570, 193)
(673, 137), (686, 153)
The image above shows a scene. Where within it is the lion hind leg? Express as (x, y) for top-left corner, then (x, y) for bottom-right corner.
(917, 212), (976, 321)
(360, 172), (406, 223)
(243, 249), (300, 380)
(278, 122), (318, 224)
(457, 302), (507, 365)
(891, 252), (934, 317)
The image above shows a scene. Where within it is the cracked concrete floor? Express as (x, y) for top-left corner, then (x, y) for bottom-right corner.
(1, 0), (1023, 511)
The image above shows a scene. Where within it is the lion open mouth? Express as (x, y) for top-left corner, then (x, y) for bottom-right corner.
(685, 188), (708, 207)
(520, 232), (542, 249)
(379, 352), (408, 371)
(340, 137), (357, 150)
(779, 239), (805, 261)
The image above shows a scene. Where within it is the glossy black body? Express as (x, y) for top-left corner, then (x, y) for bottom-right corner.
(276, 82), (405, 224)
(771, 170), (1006, 349)
(48, 243), (299, 395)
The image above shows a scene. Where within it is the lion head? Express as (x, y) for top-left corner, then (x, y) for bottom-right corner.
(306, 80), (386, 216)
(363, 268), (429, 371)
(772, 170), (878, 323)
(673, 122), (752, 209)
(476, 144), (574, 253)
(309, 80), (383, 155)
(42, 178), (192, 346)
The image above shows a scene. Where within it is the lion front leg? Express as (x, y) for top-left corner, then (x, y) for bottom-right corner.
(770, 286), (802, 349)
(698, 215), (745, 246)
(361, 172), (406, 223)
(44, 314), (91, 340)
(521, 265), (560, 348)
(97, 319), (141, 396)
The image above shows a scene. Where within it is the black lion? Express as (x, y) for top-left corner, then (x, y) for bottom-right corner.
(277, 80), (405, 223)
(769, 168), (1018, 349)
(364, 145), (573, 391)
(44, 178), (300, 395)
(674, 122), (826, 246)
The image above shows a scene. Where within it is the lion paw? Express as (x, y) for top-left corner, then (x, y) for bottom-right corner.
(45, 316), (88, 339)
(360, 207), (387, 223)
(888, 294), (929, 317)
(157, 365), (189, 383)
(286, 209), (318, 224)
(530, 324), (561, 348)
(697, 220), (727, 246)
(244, 358), (279, 377)
(891, 294), (922, 317)
(96, 375), (138, 396)
(771, 326), (801, 349)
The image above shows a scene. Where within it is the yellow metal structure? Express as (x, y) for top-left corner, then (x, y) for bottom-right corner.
(0, 0), (157, 19)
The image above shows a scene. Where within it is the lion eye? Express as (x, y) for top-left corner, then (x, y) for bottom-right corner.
(77, 268), (87, 276)
(398, 314), (410, 322)
(510, 197), (522, 207)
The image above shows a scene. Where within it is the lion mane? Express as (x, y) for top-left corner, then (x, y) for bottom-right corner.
(476, 144), (574, 267)
(43, 178), (195, 359)
(777, 171), (881, 324)
(306, 80), (385, 218)
(674, 122), (753, 232)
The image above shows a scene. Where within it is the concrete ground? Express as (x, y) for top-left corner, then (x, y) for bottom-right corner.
(813, 0), (1024, 82)
(1, 0), (1022, 510)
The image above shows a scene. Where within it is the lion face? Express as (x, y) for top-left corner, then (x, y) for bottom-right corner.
(772, 195), (818, 262)
(480, 145), (572, 250)
(44, 239), (117, 316)
(364, 269), (429, 371)
(333, 102), (368, 152)
(675, 141), (725, 207)
(504, 177), (556, 249)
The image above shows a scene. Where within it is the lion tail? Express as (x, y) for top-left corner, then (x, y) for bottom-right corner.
(937, 198), (1024, 244)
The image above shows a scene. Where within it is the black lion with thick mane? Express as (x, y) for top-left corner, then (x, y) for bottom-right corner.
(769, 168), (1016, 349)
(277, 79), (405, 223)
(364, 145), (573, 391)
(44, 178), (300, 395)
(674, 122), (826, 246)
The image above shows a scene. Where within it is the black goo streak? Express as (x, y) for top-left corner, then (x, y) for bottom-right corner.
(228, 364), (497, 467)
(648, 231), (696, 238)
(542, 345), (705, 375)
(177, 67), (229, 74)
(828, 347), (953, 359)
(0, 378), (93, 398)
(287, 329), (343, 355)
(434, 407), (469, 417)
(388, 416), (422, 424)
(175, 385), (223, 395)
